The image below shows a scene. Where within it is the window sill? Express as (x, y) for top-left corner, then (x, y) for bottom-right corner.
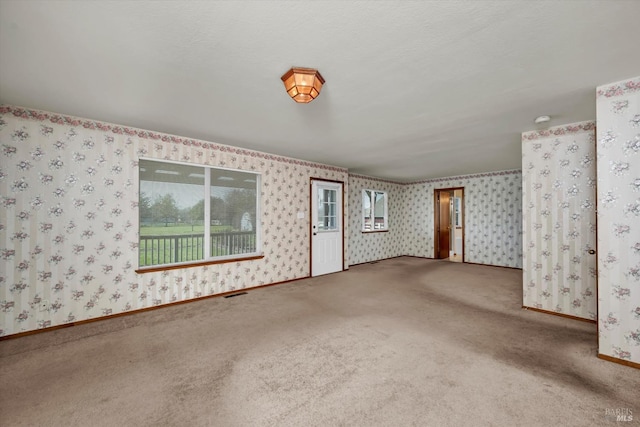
(361, 230), (389, 234)
(135, 254), (264, 274)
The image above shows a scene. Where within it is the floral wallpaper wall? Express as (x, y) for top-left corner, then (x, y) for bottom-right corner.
(402, 171), (523, 268)
(521, 122), (597, 320)
(596, 77), (640, 364)
(347, 174), (405, 265)
(0, 106), (348, 337)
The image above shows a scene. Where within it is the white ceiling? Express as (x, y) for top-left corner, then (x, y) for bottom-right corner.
(1, 1), (639, 181)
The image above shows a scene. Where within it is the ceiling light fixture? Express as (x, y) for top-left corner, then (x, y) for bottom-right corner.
(281, 67), (325, 103)
(534, 115), (551, 124)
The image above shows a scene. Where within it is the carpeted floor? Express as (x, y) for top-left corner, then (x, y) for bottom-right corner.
(1, 257), (638, 426)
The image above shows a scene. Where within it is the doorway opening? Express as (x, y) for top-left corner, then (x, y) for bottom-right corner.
(434, 187), (464, 262)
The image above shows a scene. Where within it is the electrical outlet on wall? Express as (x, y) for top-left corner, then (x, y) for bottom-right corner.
(39, 300), (49, 312)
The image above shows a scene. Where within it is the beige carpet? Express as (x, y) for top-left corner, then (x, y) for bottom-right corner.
(1, 257), (638, 426)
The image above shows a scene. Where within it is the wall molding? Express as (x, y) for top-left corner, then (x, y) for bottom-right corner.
(597, 354), (640, 370)
(596, 77), (640, 98)
(406, 169), (521, 185)
(521, 121), (596, 141)
(465, 261), (522, 271)
(0, 105), (348, 174)
(350, 169), (522, 186)
(348, 255), (410, 267)
(522, 306), (596, 323)
(348, 173), (405, 185)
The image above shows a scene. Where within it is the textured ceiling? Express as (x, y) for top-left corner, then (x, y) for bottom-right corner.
(1, 1), (639, 181)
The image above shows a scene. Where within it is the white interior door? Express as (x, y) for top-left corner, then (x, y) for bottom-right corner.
(311, 180), (343, 277)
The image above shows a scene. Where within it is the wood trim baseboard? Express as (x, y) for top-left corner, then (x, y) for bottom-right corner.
(522, 306), (596, 323)
(0, 275), (309, 342)
(598, 354), (640, 370)
(349, 256), (520, 270)
(348, 254), (440, 267)
(348, 255), (406, 267)
(464, 261), (522, 270)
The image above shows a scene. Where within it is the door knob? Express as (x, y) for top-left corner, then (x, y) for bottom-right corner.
(313, 232), (317, 236)
(587, 249), (596, 255)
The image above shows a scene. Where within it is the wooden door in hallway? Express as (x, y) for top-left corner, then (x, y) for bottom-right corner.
(435, 190), (451, 259)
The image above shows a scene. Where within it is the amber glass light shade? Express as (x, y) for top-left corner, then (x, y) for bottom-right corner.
(281, 67), (325, 103)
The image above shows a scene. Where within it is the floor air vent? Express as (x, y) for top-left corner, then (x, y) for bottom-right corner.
(224, 292), (248, 298)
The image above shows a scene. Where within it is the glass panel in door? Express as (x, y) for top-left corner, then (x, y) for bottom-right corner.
(318, 188), (338, 231)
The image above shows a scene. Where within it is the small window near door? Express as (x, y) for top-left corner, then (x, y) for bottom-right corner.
(362, 189), (388, 231)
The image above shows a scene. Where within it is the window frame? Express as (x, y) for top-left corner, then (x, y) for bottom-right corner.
(362, 189), (388, 232)
(136, 158), (262, 272)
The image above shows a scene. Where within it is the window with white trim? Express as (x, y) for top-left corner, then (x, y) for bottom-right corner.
(138, 159), (260, 268)
(362, 189), (388, 231)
